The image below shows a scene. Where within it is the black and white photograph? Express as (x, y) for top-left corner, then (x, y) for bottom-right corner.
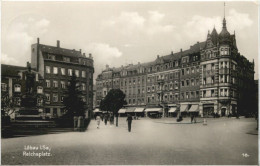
(1, 1), (259, 165)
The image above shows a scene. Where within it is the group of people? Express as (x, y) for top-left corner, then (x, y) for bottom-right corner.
(95, 113), (114, 129)
(95, 114), (133, 132)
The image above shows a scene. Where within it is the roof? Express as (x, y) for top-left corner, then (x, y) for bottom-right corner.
(1, 64), (26, 77)
(39, 44), (85, 58)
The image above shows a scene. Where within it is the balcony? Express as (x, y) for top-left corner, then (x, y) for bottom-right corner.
(219, 68), (230, 75)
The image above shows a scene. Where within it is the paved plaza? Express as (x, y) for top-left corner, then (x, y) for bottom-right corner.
(1, 117), (258, 165)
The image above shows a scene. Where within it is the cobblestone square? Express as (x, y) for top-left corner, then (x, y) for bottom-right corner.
(1, 117), (258, 165)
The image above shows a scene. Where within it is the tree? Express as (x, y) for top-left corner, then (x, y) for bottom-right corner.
(63, 72), (86, 120)
(99, 89), (127, 127)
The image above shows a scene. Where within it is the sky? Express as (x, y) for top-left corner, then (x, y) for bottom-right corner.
(1, 1), (259, 81)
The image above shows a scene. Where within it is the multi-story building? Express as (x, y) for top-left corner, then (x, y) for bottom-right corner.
(31, 38), (94, 118)
(96, 16), (255, 117)
(1, 63), (45, 119)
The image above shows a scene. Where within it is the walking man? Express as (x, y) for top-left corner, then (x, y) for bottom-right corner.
(126, 114), (133, 132)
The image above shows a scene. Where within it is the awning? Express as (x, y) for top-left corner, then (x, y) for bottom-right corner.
(189, 105), (199, 112)
(134, 108), (144, 112)
(93, 108), (101, 113)
(118, 109), (126, 113)
(145, 108), (163, 112)
(180, 104), (188, 112)
(125, 107), (136, 113)
(203, 104), (214, 108)
(168, 107), (177, 113)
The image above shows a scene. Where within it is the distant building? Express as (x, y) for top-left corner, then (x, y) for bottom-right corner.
(96, 16), (255, 117)
(31, 38), (94, 118)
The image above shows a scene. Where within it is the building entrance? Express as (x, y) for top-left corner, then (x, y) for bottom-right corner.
(203, 104), (214, 117)
(221, 108), (226, 116)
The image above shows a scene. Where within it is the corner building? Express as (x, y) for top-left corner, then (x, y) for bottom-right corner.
(31, 39), (94, 118)
(96, 17), (254, 117)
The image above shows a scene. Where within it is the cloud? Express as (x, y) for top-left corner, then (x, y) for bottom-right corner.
(102, 11), (175, 36)
(85, 43), (122, 66)
(1, 53), (18, 64)
(3, 17), (50, 66)
(183, 9), (253, 43)
(102, 12), (145, 35)
(227, 9), (253, 31)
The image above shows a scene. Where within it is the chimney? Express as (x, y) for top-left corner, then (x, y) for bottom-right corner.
(171, 51), (173, 55)
(89, 53), (92, 59)
(83, 53), (86, 57)
(37, 38), (40, 44)
(57, 40), (60, 48)
(80, 49), (82, 53)
(157, 55), (160, 58)
(180, 49), (182, 52)
(138, 62), (140, 65)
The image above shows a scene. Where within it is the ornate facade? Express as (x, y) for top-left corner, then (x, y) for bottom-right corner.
(96, 17), (255, 117)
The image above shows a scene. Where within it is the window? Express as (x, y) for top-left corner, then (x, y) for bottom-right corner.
(191, 79), (194, 86)
(37, 98), (43, 105)
(186, 68), (190, 74)
(191, 92), (194, 98)
(68, 69), (73, 76)
(61, 68), (66, 75)
(15, 97), (21, 106)
(46, 94), (50, 101)
(196, 91), (199, 98)
(61, 96), (64, 102)
(53, 94), (58, 102)
(211, 76), (215, 84)
(37, 86), (43, 94)
(61, 81), (66, 89)
(196, 66), (200, 73)
(191, 68), (195, 73)
(75, 70), (79, 77)
(203, 90), (206, 97)
(211, 90), (215, 97)
(14, 84), (21, 92)
(46, 66), (51, 74)
(82, 71), (86, 78)
(46, 80), (50, 87)
(186, 80), (189, 86)
(53, 67), (58, 74)
(82, 83), (86, 91)
(196, 79), (199, 85)
(53, 81), (58, 88)
(1, 83), (7, 91)
(182, 81), (184, 87)
(203, 78), (206, 85)
(186, 92), (189, 99)
(63, 57), (70, 62)
(182, 69), (184, 75)
(211, 63), (215, 70)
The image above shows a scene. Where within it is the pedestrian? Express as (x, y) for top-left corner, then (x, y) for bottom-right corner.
(191, 114), (194, 123)
(126, 114), (133, 132)
(104, 114), (108, 125)
(100, 114), (103, 121)
(96, 115), (101, 129)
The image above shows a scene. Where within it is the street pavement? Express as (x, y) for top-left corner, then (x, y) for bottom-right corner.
(1, 117), (258, 165)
